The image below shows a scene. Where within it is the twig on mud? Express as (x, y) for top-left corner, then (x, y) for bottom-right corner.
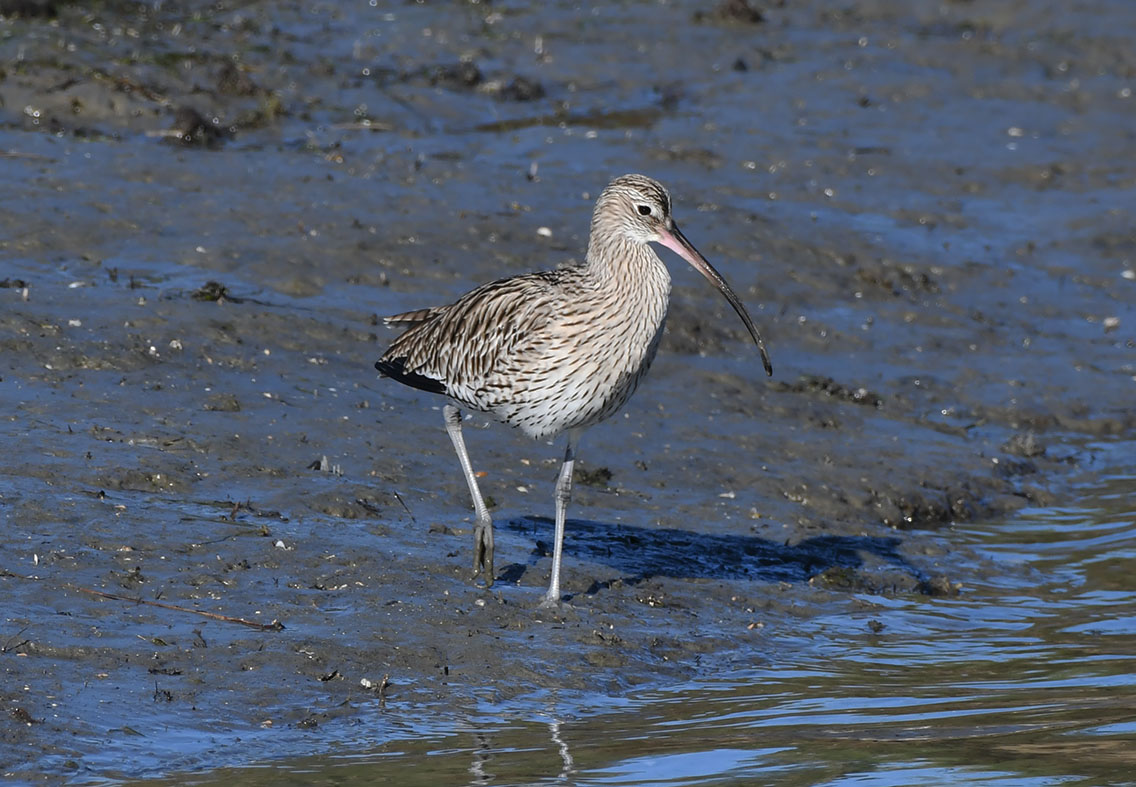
(328, 121), (394, 132)
(0, 150), (54, 161)
(1, 626), (31, 654)
(188, 532), (246, 547)
(392, 489), (417, 524)
(74, 587), (285, 631)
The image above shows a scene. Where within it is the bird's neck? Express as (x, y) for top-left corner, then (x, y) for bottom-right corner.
(584, 235), (672, 300)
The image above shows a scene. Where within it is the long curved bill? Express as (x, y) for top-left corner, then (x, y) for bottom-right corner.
(657, 220), (773, 376)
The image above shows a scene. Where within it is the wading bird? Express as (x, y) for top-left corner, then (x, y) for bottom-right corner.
(376, 174), (772, 606)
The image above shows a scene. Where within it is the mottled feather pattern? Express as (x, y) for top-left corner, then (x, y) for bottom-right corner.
(378, 251), (671, 440)
(384, 306), (445, 326)
(374, 174), (769, 603)
(377, 175), (718, 441)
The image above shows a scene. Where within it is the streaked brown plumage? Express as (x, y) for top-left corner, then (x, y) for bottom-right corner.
(376, 174), (771, 606)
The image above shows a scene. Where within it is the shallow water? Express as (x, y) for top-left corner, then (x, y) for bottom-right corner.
(140, 441), (1135, 786)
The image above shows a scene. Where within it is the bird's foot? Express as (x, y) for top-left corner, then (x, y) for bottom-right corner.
(472, 515), (495, 588)
(537, 589), (563, 610)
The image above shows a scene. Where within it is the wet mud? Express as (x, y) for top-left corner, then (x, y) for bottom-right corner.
(1, 0), (1134, 779)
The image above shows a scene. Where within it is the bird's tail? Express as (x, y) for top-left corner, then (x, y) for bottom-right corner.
(383, 307), (444, 326)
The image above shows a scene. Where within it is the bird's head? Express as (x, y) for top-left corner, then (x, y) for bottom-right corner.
(591, 174), (773, 376)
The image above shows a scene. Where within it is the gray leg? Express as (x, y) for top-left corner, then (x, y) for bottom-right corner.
(443, 404), (494, 586)
(541, 430), (580, 607)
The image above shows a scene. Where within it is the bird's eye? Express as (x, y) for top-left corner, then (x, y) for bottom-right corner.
(637, 204), (652, 216)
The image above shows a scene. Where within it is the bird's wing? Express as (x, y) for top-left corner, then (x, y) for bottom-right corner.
(376, 272), (562, 405)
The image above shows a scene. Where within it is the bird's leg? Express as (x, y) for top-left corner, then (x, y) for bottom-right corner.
(443, 404), (494, 587)
(541, 430), (580, 608)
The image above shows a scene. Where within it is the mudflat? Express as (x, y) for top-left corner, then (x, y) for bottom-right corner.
(1, 0), (1133, 778)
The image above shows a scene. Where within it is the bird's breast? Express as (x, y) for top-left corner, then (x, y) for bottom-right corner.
(495, 277), (671, 439)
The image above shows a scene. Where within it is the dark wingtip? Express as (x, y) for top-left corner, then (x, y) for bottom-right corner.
(375, 358), (448, 396)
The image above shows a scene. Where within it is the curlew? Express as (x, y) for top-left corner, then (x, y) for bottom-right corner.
(376, 174), (772, 606)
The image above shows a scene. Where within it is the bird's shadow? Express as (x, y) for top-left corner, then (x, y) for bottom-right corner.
(500, 516), (927, 596)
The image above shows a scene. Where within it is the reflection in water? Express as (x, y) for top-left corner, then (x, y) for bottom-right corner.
(548, 717), (574, 781)
(146, 451), (1136, 786)
(465, 701), (575, 785)
(467, 732), (490, 784)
